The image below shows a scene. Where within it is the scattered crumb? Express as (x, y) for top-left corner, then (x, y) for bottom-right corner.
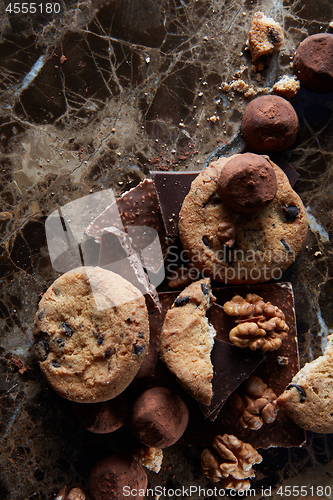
(221, 79), (268, 99)
(10, 358), (30, 374)
(248, 12), (284, 62)
(132, 447), (163, 473)
(273, 75), (300, 99)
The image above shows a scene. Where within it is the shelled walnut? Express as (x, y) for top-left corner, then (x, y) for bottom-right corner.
(228, 375), (278, 430)
(223, 294), (289, 351)
(201, 434), (262, 490)
(217, 222), (236, 247)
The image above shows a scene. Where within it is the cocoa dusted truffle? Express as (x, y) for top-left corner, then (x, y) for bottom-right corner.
(241, 95), (299, 153)
(293, 33), (333, 93)
(88, 454), (147, 500)
(72, 393), (128, 434)
(130, 387), (189, 448)
(217, 153), (278, 214)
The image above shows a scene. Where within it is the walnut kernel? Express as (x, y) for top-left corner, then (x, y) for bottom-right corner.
(228, 375), (278, 430)
(217, 222), (236, 247)
(201, 434), (262, 489)
(223, 294), (289, 351)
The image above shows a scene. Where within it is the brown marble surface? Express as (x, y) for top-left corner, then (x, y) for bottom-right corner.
(1, 0), (333, 498)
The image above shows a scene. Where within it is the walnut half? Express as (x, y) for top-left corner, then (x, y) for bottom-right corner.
(228, 375), (278, 430)
(223, 294), (289, 351)
(201, 434), (262, 490)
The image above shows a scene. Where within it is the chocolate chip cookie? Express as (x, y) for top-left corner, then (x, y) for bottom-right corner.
(178, 154), (308, 284)
(33, 266), (149, 403)
(160, 278), (216, 405)
(277, 334), (333, 433)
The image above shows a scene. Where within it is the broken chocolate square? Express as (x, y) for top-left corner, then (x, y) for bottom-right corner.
(86, 178), (169, 260)
(197, 338), (264, 421)
(151, 171), (198, 237)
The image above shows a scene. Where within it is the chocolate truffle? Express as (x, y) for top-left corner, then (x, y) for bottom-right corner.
(130, 387), (189, 448)
(89, 454), (147, 500)
(293, 33), (333, 93)
(72, 393), (128, 434)
(217, 153), (278, 214)
(241, 95), (299, 153)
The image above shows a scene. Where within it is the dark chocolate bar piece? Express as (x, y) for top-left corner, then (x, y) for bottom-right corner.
(270, 154), (299, 187)
(151, 171), (198, 237)
(98, 227), (161, 310)
(197, 339), (264, 421)
(85, 178), (169, 260)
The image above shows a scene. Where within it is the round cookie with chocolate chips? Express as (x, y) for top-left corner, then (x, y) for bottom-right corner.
(33, 266), (149, 403)
(178, 153), (308, 284)
(277, 334), (333, 433)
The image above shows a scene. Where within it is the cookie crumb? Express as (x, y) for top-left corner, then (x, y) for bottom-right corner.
(248, 12), (284, 62)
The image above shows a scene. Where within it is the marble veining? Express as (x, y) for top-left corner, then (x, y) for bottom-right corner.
(0, 0), (333, 498)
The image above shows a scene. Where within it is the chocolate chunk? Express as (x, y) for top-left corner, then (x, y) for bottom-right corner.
(202, 236), (211, 248)
(104, 349), (111, 358)
(56, 338), (65, 348)
(174, 296), (190, 307)
(151, 171), (198, 237)
(34, 338), (50, 362)
(283, 205), (299, 222)
(134, 345), (145, 355)
(97, 338), (104, 346)
(52, 360), (60, 368)
(37, 309), (45, 321)
(61, 322), (73, 337)
(286, 383), (306, 403)
(201, 283), (209, 295)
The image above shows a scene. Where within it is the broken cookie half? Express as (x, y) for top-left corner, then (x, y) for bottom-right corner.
(160, 278), (216, 405)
